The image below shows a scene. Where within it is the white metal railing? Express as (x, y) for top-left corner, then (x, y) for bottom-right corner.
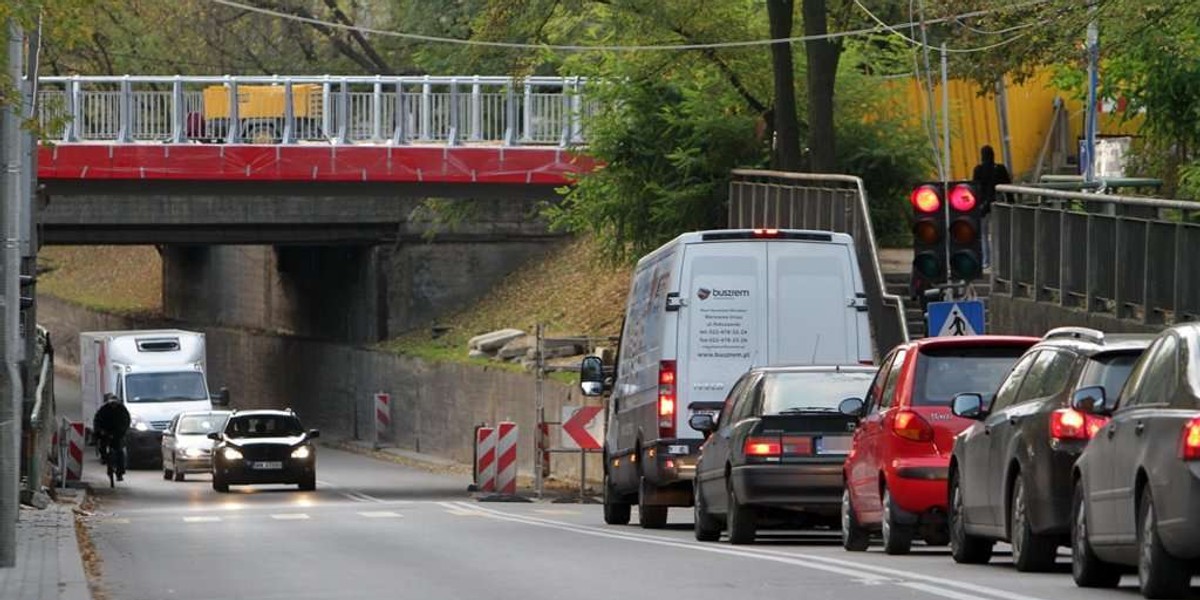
(35, 75), (595, 146)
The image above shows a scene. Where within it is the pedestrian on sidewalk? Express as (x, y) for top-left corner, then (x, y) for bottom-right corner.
(971, 145), (1011, 270)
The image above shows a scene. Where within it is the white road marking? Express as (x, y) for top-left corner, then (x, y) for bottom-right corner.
(270, 514), (310, 520)
(182, 516), (221, 523)
(438, 502), (484, 517)
(358, 511), (403, 519)
(458, 503), (1054, 600)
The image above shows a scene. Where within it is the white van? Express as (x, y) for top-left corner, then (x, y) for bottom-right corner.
(580, 229), (872, 528)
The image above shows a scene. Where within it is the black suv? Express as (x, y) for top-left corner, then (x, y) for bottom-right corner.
(947, 327), (1154, 571)
(209, 409), (319, 493)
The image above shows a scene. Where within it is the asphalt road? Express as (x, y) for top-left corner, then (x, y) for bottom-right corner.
(57, 368), (1188, 600)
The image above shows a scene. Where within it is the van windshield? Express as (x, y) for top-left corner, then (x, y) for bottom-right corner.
(125, 372), (208, 403)
(913, 346), (1029, 406)
(762, 371), (876, 414)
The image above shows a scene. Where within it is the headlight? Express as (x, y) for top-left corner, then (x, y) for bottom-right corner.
(291, 446), (311, 460)
(222, 447), (243, 460)
(183, 446), (205, 458)
(133, 420), (150, 432)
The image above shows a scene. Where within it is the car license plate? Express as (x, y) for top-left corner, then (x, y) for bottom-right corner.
(252, 461), (283, 470)
(815, 436), (852, 455)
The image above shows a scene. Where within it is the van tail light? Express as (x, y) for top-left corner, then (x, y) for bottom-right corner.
(892, 410), (934, 442)
(1179, 418), (1200, 460)
(1050, 408), (1107, 441)
(752, 228), (780, 238)
(658, 360), (676, 439)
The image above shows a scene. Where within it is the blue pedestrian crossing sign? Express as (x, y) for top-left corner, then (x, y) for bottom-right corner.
(927, 301), (985, 337)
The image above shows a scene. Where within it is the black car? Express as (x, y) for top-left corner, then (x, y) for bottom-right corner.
(209, 409), (319, 492)
(1072, 323), (1200, 599)
(691, 365), (876, 544)
(948, 327), (1153, 571)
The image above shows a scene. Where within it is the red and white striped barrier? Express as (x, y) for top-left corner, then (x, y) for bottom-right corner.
(374, 392), (391, 447)
(475, 426), (496, 492)
(496, 421), (518, 495)
(65, 421), (84, 481)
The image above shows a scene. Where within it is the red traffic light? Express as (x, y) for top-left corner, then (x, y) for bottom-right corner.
(949, 184), (977, 212)
(910, 185), (941, 214)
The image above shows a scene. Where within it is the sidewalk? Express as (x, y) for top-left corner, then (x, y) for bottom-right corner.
(0, 490), (90, 600)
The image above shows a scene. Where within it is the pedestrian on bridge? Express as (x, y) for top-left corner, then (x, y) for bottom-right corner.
(972, 145), (1011, 270)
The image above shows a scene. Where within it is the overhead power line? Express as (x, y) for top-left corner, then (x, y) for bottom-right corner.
(206, 0), (1050, 52)
(853, 0), (1033, 54)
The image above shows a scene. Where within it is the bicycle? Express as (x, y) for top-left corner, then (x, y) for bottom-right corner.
(96, 432), (127, 488)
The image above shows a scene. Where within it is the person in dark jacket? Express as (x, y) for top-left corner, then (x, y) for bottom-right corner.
(93, 394), (131, 481)
(971, 145), (1011, 269)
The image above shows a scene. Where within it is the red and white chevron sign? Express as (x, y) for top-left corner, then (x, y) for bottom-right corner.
(561, 406), (603, 451)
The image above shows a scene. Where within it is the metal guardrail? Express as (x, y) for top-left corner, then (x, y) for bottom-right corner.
(727, 170), (910, 358)
(35, 75), (595, 146)
(993, 184), (1200, 325)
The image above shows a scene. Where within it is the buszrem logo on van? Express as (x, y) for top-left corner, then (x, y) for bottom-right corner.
(697, 288), (751, 300)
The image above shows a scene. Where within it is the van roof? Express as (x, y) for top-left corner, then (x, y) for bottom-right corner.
(637, 229), (854, 268)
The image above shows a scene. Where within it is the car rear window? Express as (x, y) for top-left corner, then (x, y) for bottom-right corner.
(913, 346), (1029, 406)
(1078, 351), (1143, 401)
(178, 414), (228, 435)
(762, 371), (877, 414)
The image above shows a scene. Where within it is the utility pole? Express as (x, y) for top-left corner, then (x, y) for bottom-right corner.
(1, 19), (28, 568)
(1083, 0), (1099, 184)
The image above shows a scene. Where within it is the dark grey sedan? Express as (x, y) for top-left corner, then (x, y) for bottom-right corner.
(1072, 322), (1200, 599)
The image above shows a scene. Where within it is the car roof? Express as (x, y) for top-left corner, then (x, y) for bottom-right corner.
(751, 365), (878, 374)
(176, 410), (231, 418)
(1033, 327), (1156, 357)
(228, 409), (298, 418)
(907, 335), (1040, 350)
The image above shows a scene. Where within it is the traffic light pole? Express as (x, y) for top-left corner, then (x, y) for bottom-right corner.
(940, 43), (953, 293)
(1083, 0), (1099, 184)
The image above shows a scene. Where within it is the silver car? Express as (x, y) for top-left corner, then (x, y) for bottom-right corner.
(162, 410), (231, 481)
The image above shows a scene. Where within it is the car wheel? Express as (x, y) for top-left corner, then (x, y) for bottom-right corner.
(693, 481), (722, 542)
(950, 473), (994, 564)
(882, 487), (914, 555)
(637, 476), (668, 529)
(1010, 475), (1057, 572)
(727, 480), (757, 545)
(602, 470), (631, 526)
(1072, 483), (1120, 588)
(842, 489), (871, 552)
(212, 475), (229, 493)
(298, 473), (316, 492)
(1138, 487), (1191, 599)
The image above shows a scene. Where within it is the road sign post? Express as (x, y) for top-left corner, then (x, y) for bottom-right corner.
(927, 300), (986, 337)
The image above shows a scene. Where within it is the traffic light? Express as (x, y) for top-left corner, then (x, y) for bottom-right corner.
(946, 182), (983, 281)
(910, 183), (946, 285)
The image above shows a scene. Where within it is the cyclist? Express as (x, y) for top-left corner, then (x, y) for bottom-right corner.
(93, 393), (131, 485)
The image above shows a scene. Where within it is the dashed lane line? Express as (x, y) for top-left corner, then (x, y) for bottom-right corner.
(270, 514), (311, 521)
(182, 516), (221, 523)
(358, 511), (404, 519)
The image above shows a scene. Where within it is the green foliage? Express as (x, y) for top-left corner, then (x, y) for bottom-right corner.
(546, 63), (766, 262)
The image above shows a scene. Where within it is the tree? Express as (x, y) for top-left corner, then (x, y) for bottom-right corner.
(801, 0), (838, 172)
(766, 0), (801, 170)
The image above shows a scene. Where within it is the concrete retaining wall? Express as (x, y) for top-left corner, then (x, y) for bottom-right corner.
(39, 295), (603, 484)
(989, 295), (1163, 336)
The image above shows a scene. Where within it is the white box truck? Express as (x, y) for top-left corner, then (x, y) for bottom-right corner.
(81, 330), (229, 464)
(579, 229), (873, 528)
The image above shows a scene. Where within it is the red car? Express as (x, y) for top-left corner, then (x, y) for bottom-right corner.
(840, 335), (1039, 554)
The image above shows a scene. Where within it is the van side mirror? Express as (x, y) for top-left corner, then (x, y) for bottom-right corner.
(207, 432), (221, 441)
(952, 393), (987, 420)
(689, 413), (716, 434)
(580, 356), (605, 397)
(1071, 386), (1112, 416)
(212, 387), (231, 407)
(838, 397), (866, 418)
(308, 429), (320, 439)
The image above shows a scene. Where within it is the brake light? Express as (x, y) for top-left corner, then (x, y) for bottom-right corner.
(1050, 408), (1106, 441)
(892, 410), (934, 442)
(658, 360), (676, 439)
(1180, 418), (1200, 460)
(744, 437), (782, 457)
(752, 228), (780, 238)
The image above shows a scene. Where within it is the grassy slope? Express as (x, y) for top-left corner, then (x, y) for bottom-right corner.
(38, 246), (163, 315)
(384, 236), (631, 368)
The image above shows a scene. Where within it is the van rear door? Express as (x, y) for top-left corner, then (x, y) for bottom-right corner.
(767, 241), (867, 365)
(675, 242), (768, 439)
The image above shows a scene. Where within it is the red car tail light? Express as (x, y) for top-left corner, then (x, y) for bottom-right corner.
(1050, 408), (1107, 441)
(1180, 418), (1200, 460)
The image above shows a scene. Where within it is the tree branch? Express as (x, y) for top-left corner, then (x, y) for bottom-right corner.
(320, 0), (393, 73)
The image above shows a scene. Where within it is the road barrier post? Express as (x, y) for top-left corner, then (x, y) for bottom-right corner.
(373, 392), (391, 450)
(65, 421), (83, 482)
(496, 421), (518, 495)
(474, 425), (496, 492)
